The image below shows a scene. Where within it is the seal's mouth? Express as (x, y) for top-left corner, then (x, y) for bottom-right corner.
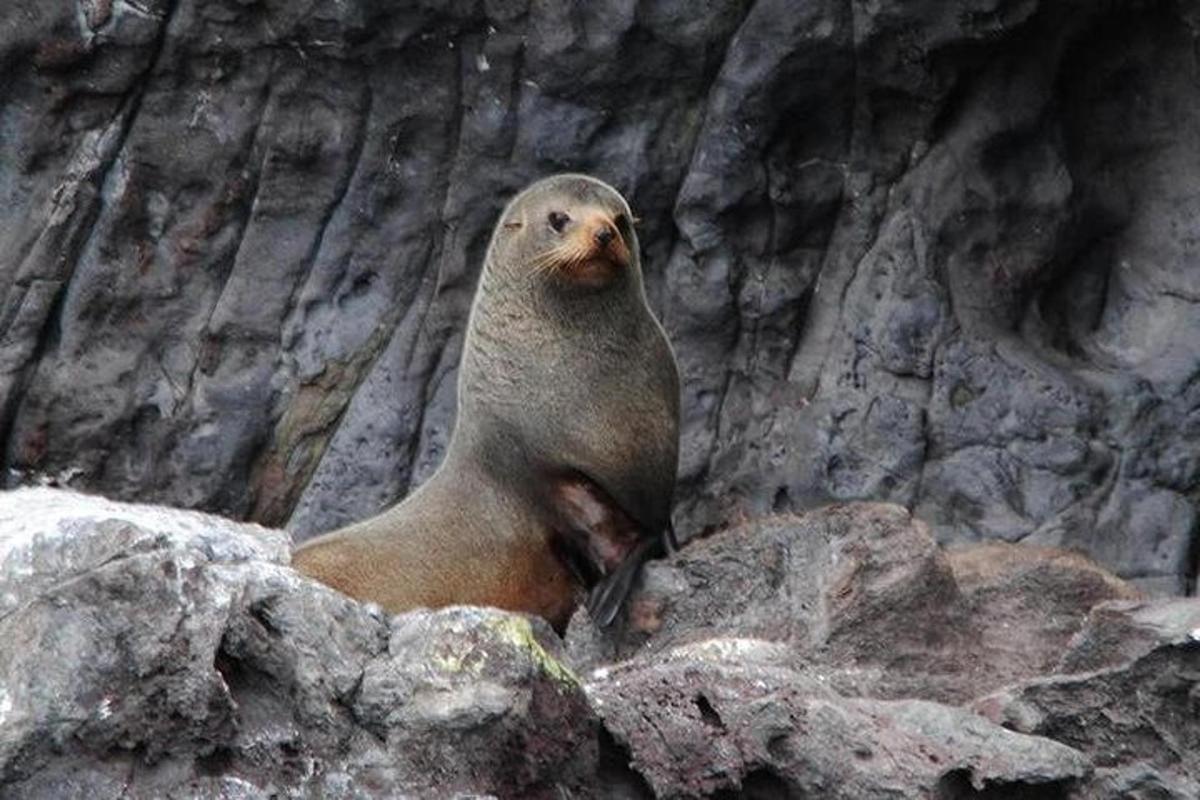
(531, 209), (631, 287)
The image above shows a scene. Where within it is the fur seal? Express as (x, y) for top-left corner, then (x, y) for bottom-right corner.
(292, 174), (680, 631)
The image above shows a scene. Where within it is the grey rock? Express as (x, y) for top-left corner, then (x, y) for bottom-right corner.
(975, 597), (1200, 800)
(1080, 767), (1200, 800)
(0, 488), (598, 798)
(585, 642), (1090, 799)
(1081, 765), (1200, 800)
(0, 0), (1196, 597)
(566, 503), (1139, 704)
(1058, 596), (1200, 673)
(8, 488), (1200, 797)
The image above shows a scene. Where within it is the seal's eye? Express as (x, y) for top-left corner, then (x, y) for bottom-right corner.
(548, 211), (570, 233)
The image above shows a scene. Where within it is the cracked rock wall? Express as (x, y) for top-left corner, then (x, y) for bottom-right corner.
(1, 0), (1197, 593)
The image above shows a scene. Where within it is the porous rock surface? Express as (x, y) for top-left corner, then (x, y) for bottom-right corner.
(0, 488), (598, 799)
(4, 488), (1199, 798)
(975, 599), (1200, 800)
(1, 0), (1197, 596)
(564, 504), (1143, 703)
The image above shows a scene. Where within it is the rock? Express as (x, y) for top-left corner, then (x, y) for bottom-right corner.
(567, 503), (1139, 704)
(567, 505), (968, 674)
(585, 641), (1090, 799)
(947, 542), (1142, 690)
(1081, 765), (1200, 800)
(1057, 596), (1200, 673)
(0, 0), (1195, 595)
(7, 488), (1200, 797)
(0, 484), (290, 615)
(0, 488), (598, 799)
(975, 598), (1200, 800)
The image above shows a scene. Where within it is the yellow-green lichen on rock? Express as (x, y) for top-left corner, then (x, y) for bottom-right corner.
(486, 615), (581, 691)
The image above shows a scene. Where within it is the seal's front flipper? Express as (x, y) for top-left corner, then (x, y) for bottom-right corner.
(586, 535), (659, 626)
(551, 477), (640, 579)
(550, 473), (678, 627)
(663, 519), (679, 555)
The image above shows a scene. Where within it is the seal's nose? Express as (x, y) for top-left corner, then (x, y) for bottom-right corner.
(594, 225), (615, 247)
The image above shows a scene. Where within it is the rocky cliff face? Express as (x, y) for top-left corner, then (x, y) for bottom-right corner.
(1, 0), (1198, 593)
(6, 488), (1199, 798)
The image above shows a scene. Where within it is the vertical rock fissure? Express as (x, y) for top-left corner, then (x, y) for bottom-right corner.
(0, 0), (180, 479)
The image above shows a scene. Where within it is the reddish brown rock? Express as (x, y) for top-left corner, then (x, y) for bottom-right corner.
(947, 542), (1143, 689)
(586, 641), (1089, 799)
(568, 504), (1140, 704)
(974, 598), (1200, 800)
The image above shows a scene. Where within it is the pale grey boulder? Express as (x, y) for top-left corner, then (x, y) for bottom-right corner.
(0, 488), (597, 799)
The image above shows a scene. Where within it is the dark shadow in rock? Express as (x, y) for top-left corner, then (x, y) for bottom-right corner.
(935, 769), (1072, 800)
(595, 727), (655, 800)
(713, 766), (797, 800)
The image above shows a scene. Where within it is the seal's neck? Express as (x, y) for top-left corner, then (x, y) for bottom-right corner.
(443, 259), (651, 480)
(466, 257), (648, 374)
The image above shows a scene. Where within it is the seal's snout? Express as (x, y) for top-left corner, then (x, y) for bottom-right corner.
(595, 225), (615, 247)
(580, 210), (629, 268)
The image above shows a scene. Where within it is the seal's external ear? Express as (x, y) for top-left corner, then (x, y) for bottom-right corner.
(503, 219), (523, 230)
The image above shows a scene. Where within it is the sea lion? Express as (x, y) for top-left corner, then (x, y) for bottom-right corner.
(292, 174), (680, 631)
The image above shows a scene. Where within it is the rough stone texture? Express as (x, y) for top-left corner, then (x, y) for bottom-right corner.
(586, 642), (1090, 799)
(975, 599), (1200, 800)
(0, 0), (1197, 595)
(8, 488), (1200, 797)
(2, 489), (1123, 800)
(0, 488), (598, 799)
(947, 542), (1143, 689)
(1058, 596), (1200, 673)
(566, 503), (1140, 704)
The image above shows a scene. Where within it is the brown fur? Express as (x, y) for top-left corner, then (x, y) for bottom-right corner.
(292, 174), (680, 631)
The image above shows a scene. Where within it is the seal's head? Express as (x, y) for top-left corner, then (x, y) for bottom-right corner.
(487, 174), (639, 291)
